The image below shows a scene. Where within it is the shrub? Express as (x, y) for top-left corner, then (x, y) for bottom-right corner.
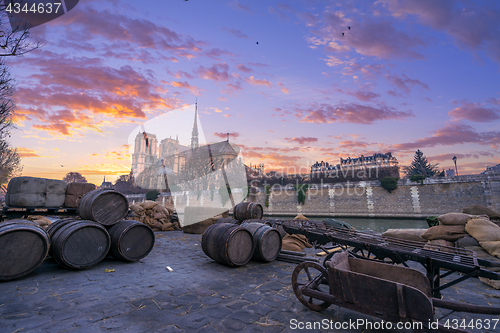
(380, 177), (399, 193)
(410, 174), (426, 185)
(146, 190), (160, 201)
(294, 184), (309, 205)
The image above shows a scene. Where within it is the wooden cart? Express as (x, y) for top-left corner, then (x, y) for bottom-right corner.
(292, 251), (500, 333)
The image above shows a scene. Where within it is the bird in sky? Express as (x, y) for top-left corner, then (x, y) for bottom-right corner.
(342, 32), (344, 36)
(60, 165), (64, 167)
(256, 42), (258, 45)
(348, 26), (351, 30)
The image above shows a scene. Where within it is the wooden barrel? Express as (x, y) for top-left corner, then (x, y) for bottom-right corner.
(0, 219), (49, 281)
(107, 220), (154, 261)
(214, 218), (241, 225)
(233, 202), (263, 221)
(201, 223), (254, 267)
(51, 220), (110, 269)
(78, 189), (128, 226)
(46, 218), (81, 240)
(241, 222), (282, 262)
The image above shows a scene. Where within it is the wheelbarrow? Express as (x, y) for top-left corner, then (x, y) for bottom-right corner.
(292, 251), (500, 332)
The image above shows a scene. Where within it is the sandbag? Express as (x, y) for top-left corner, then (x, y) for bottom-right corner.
(153, 204), (169, 216)
(182, 218), (213, 234)
(129, 204), (144, 215)
(141, 200), (157, 209)
(462, 204), (500, 220)
(438, 213), (473, 226)
(281, 234), (312, 252)
(7, 177), (46, 194)
(153, 212), (167, 220)
(479, 241), (500, 259)
(421, 225), (467, 242)
(382, 229), (427, 243)
(466, 218), (500, 242)
(8, 193), (46, 207)
(44, 179), (68, 207)
(294, 214), (308, 220)
(456, 235), (480, 248)
(64, 182), (96, 208)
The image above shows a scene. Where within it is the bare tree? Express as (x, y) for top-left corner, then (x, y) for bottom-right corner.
(0, 0), (43, 57)
(0, 139), (21, 184)
(63, 172), (87, 183)
(0, 1), (44, 186)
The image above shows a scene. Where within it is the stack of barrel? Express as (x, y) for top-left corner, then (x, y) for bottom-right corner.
(0, 189), (156, 281)
(202, 202), (282, 267)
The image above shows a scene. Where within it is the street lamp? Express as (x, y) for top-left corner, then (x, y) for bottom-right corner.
(452, 156), (458, 176)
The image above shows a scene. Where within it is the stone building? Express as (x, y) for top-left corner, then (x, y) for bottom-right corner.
(310, 152), (400, 183)
(132, 105), (239, 190)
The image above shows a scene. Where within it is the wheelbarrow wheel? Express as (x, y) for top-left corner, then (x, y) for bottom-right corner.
(292, 261), (332, 311)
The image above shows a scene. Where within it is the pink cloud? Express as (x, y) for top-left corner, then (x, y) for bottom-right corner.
(214, 132), (240, 139)
(448, 101), (500, 122)
(385, 74), (429, 94)
(382, 0), (500, 64)
(338, 140), (372, 149)
(227, 1), (252, 14)
(221, 27), (249, 39)
(318, 12), (427, 59)
(54, 7), (204, 60)
(245, 76), (272, 87)
(277, 82), (289, 94)
(284, 137), (318, 145)
(292, 102), (414, 124)
(392, 122), (500, 150)
(236, 64), (253, 73)
(197, 63), (231, 81)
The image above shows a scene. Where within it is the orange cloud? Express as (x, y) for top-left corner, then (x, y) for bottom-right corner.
(16, 147), (41, 158)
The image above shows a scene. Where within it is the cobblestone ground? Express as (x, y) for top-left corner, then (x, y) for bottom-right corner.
(1, 231), (500, 333)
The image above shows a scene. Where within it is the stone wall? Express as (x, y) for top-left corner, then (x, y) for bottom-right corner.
(126, 175), (500, 218)
(253, 175), (500, 218)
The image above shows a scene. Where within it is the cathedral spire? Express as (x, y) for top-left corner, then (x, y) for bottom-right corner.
(191, 100), (199, 150)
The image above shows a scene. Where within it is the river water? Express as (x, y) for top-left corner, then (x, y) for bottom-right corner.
(263, 215), (428, 234)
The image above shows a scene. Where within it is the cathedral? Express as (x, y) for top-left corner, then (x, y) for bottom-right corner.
(131, 105), (240, 190)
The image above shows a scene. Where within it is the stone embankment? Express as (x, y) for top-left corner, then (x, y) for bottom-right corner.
(126, 175), (500, 219)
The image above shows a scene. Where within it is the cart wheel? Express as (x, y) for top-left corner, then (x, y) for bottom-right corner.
(292, 261), (332, 311)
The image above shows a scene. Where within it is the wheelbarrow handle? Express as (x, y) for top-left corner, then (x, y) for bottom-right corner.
(432, 298), (500, 315)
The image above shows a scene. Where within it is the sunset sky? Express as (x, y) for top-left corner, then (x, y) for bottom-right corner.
(6, 0), (500, 185)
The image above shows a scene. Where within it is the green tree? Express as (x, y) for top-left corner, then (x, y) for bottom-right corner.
(403, 149), (439, 178)
(63, 172), (87, 183)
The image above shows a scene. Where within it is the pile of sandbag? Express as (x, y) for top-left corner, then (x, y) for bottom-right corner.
(282, 234), (312, 252)
(129, 200), (179, 232)
(421, 213), (483, 242)
(26, 215), (53, 229)
(463, 217), (500, 289)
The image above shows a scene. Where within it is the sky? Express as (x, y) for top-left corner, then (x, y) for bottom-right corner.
(5, 0), (500, 185)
